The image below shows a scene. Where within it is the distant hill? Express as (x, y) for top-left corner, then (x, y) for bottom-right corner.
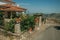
(46, 13), (60, 19)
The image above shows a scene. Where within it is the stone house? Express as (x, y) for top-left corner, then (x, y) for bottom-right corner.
(0, 0), (26, 40)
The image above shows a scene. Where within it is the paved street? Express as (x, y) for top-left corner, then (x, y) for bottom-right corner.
(31, 26), (60, 40)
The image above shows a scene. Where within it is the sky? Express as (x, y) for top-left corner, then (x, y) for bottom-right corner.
(2, 0), (60, 13)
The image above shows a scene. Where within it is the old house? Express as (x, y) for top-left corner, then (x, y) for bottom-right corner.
(0, 0), (26, 40)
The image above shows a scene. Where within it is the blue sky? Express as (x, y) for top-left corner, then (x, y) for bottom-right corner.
(13, 0), (60, 13)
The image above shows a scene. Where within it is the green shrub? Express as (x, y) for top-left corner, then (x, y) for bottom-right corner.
(0, 12), (3, 25)
(4, 19), (15, 33)
(0, 20), (3, 25)
(20, 15), (35, 32)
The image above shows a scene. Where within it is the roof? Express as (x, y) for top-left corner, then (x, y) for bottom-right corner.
(0, 0), (15, 4)
(4, 0), (12, 2)
(0, 4), (26, 12)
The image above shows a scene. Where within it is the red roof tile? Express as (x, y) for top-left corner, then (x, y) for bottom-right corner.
(0, 4), (26, 12)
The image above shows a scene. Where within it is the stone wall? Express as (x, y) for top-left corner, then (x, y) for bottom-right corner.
(0, 28), (30, 40)
(0, 29), (10, 40)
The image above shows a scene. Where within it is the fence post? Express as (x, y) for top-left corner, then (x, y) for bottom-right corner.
(34, 14), (42, 30)
(39, 15), (42, 27)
